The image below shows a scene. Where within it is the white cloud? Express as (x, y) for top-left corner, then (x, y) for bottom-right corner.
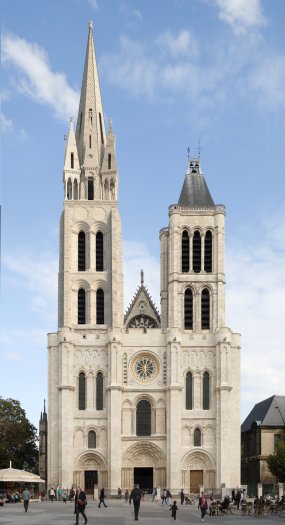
(248, 53), (285, 110)
(156, 29), (199, 59)
(0, 110), (13, 133)
(2, 34), (79, 121)
(133, 9), (143, 20)
(214, 0), (266, 35)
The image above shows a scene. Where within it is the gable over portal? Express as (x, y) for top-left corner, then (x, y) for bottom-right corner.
(124, 271), (161, 329)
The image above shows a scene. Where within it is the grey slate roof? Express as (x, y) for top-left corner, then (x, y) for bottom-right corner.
(178, 168), (215, 207)
(241, 395), (285, 432)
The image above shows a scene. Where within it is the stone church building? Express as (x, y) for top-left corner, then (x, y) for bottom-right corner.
(47, 21), (241, 495)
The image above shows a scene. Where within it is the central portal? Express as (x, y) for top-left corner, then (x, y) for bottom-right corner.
(84, 470), (98, 495)
(134, 467), (153, 490)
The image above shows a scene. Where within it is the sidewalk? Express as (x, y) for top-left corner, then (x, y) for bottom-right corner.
(1, 499), (284, 525)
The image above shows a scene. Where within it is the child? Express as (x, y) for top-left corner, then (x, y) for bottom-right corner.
(170, 500), (178, 520)
(63, 492), (67, 503)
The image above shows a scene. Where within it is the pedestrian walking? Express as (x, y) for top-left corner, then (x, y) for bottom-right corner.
(22, 487), (31, 512)
(129, 484), (142, 521)
(198, 492), (208, 522)
(49, 487), (55, 502)
(125, 489), (129, 502)
(170, 500), (178, 520)
(74, 486), (87, 525)
(180, 489), (185, 505)
(98, 487), (107, 508)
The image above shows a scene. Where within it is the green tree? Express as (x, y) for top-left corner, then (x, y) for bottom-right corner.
(267, 440), (285, 482)
(0, 397), (38, 472)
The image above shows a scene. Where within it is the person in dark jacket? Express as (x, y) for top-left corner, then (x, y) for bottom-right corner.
(74, 486), (87, 525)
(129, 485), (141, 521)
(98, 487), (107, 508)
(170, 500), (179, 520)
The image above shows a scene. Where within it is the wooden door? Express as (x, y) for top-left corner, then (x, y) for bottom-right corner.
(190, 470), (203, 493)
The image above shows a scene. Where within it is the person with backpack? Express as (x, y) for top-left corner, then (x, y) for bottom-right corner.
(129, 484), (142, 521)
(74, 486), (87, 525)
(198, 492), (208, 522)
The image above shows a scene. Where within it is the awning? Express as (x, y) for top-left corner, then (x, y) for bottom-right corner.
(0, 467), (45, 483)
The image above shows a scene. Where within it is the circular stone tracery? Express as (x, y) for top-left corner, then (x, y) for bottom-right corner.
(131, 353), (159, 383)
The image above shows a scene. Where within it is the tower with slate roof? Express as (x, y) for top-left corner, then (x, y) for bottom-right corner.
(47, 21), (241, 496)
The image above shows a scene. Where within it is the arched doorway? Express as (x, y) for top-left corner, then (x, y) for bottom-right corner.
(181, 450), (215, 493)
(73, 452), (107, 494)
(122, 442), (166, 491)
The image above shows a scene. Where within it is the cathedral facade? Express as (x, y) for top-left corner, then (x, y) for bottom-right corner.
(48, 21), (241, 495)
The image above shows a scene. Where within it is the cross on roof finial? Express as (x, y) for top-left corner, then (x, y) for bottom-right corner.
(197, 139), (201, 160)
(141, 269), (144, 285)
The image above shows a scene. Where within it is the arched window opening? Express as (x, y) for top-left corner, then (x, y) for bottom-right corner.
(182, 230), (190, 273)
(88, 178), (94, 200)
(136, 400), (151, 436)
(193, 230), (201, 273)
(204, 230), (212, 273)
(194, 427), (201, 446)
(88, 431), (96, 448)
(96, 372), (103, 410)
(184, 289), (193, 330)
(108, 153), (111, 169)
(186, 372), (193, 410)
(96, 289), (104, 325)
(201, 288), (210, 329)
(96, 232), (104, 271)
(89, 108), (93, 124)
(78, 231), (86, 271)
(78, 288), (86, 324)
(99, 113), (104, 144)
(67, 178), (72, 200)
(74, 179), (78, 200)
(89, 135), (92, 149)
(78, 372), (86, 410)
(71, 152), (74, 169)
(110, 181), (115, 200)
(203, 372), (210, 410)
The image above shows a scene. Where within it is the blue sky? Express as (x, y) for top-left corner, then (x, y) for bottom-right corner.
(1, 0), (285, 431)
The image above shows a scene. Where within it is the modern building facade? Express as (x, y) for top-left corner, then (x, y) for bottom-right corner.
(241, 395), (285, 485)
(47, 21), (241, 495)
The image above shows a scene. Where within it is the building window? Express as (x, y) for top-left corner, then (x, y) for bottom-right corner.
(204, 230), (212, 273)
(108, 153), (111, 169)
(184, 288), (193, 329)
(136, 400), (151, 436)
(186, 372), (193, 410)
(182, 230), (190, 273)
(96, 232), (103, 271)
(99, 112), (104, 144)
(88, 178), (94, 200)
(201, 288), (210, 329)
(74, 179), (78, 200)
(194, 427), (201, 446)
(96, 372), (103, 410)
(78, 288), (86, 324)
(96, 289), (104, 324)
(203, 372), (210, 410)
(88, 431), (96, 448)
(78, 231), (86, 271)
(274, 434), (282, 450)
(89, 135), (92, 149)
(79, 372), (86, 410)
(71, 152), (74, 169)
(193, 230), (201, 273)
(67, 178), (72, 200)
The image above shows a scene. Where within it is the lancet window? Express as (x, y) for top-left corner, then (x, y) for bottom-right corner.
(184, 288), (193, 329)
(182, 230), (190, 273)
(194, 427), (201, 446)
(78, 231), (86, 271)
(78, 288), (86, 324)
(204, 230), (212, 273)
(186, 372), (193, 410)
(96, 372), (103, 410)
(203, 372), (210, 410)
(96, 232), (103, 271)
(193, 230), (201, 273)
(136, 400), (151, 436)
(88, 431), (96, 448)
(96, 289), (104, 324)
(78, 372), (86, 410)
(201, 288), (210, 329)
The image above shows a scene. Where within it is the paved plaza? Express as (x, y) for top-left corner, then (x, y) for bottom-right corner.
(1, 499), (285, 525)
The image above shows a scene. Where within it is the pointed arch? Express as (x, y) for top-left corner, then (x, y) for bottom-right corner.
(193, 230), (201, 273)
(184, 288), (193, 329)
(96, 371), (104, 410)
(78, 372), (86, 410)
(78, 231), (86, 271)
(78, 288), (86, 324)
(204, 230), (212, 273)
(96, 231), (104, 271)
(182, 229), (190, 273)
(201, 288), (210, 329)
(203, 371), (210, 410)
(136, 399), (151, 436)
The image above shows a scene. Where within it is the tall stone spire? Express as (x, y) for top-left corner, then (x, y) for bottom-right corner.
(76, 20), (106, 169)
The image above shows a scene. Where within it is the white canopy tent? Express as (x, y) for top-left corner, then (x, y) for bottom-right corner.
(0, 467), (45, 483)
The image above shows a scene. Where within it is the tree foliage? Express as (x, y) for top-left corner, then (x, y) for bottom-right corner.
(267, 440), (285, 482)
(0, 397), (38, 472)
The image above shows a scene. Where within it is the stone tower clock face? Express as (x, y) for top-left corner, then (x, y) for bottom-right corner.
(131, 353), (159, 383)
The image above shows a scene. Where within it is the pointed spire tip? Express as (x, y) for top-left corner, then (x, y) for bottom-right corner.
(89, 20), (93, 30)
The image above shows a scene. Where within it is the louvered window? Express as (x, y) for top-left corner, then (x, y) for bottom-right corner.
(78, 288), (86, 324)
(203, 372), (210, 410)
(88, 431), (96, 448)
(96, 372), (103, 410)
(201, 288), (210, 329)
(193, 230), (201, 273)
(96, 289), (104, 325)
(186, 372), (193, 410)
(96, 232), (103, 271)
(136, 400), (151, 436)
(78, 231), (86, 271)
(194, 427), (201, 446)
(204, 230), (212, 273)
(182, 230), (189, 272)
(184, 289), (193, 329)
(78, 372), (86, 410)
